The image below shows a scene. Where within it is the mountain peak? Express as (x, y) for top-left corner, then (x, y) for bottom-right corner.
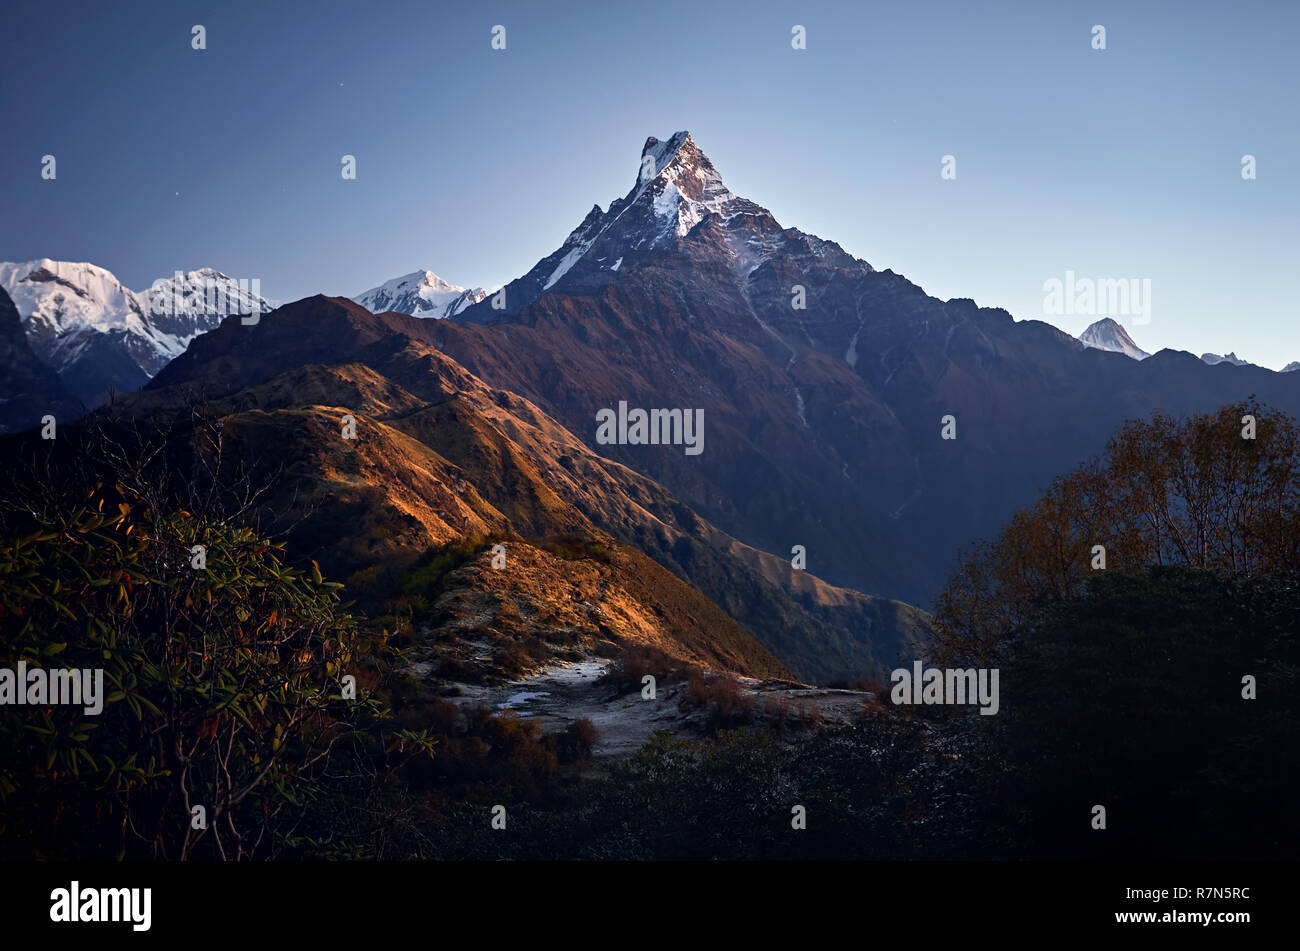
(413, 269), (462, 292)
(633, 131), (731, 204)
(1201, 351), (1251, 367)
(1078, 317), (1150, 360)
(353, 269), (486, 319)
(457, 131), (836, 320)
(639, 131), (693, 178)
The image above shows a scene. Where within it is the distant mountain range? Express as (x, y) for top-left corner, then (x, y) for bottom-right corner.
(1074, 317), (1282, 371)
(1201, 351), (1251, 367)
(0, 260), (273, 412)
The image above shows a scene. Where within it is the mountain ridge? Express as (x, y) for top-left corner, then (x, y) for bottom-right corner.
(140, 295), (931, 681)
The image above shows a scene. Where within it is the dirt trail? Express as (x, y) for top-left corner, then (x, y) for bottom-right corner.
(441, 656), (877, 759)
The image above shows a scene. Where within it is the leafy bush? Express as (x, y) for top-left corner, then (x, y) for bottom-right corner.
(684, 671), (753, 728)
(982, 566), (1299, 860)
(0, 499), (430, 860)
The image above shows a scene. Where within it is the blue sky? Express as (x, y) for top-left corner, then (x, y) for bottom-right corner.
(3, 0), (1297, 366)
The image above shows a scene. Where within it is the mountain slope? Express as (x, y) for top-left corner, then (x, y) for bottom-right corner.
(0, 287), (78, 433)
(419, 131), (1300, 609)
(143, 297), (930, 681)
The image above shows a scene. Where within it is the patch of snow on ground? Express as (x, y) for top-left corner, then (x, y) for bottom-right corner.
(498, 691), (551, 710)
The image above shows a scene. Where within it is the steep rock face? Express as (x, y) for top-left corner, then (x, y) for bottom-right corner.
(0, 287), (77, 433)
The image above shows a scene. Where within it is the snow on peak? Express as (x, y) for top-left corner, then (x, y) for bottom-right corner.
(142, 269), (274, 342)
(535, 132), (751, 293)
(0, 259), (145, 339)
(0, 258), (273, 380)
(636, 131), (739, 237)
(639, 131), (694, 182)
(1282, 361), (1300, 373)
(477, 131), (870, 319)
(353, 270), (486, 319)
(1201, 352), (1251, 367)
(1078, 317), (1150, 360)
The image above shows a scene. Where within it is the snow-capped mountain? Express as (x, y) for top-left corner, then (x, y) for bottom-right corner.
(143, 267), (276, 341)
(425, 130), (1300, 609)
(1202, 352), (1251, 367)
(352, 270), (486, 319)
(1078, 318), (1150, 360)
(1282, 362), (1300, 373)
(460, 131), (858, 320)
(0, 259), (272, 406)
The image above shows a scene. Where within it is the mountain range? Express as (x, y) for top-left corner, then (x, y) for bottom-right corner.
(1201, 351), (1251, 367)
(417, 133), (1300, 606)
(6, 130), (1300, 679)
(138, 295), (928, 681)
(1075, 317), (1282, 372)
(0, 260), (273, 411)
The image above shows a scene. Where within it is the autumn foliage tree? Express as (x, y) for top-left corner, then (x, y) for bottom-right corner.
(933, 399), (1300, 665)
(926, 400), (1300, 859)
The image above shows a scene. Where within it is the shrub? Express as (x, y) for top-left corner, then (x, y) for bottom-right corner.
(549, 717), (599, 763)
(602, 643), (695, 695)
(0, 502), (431, 860)
(684, 671), (752, 728)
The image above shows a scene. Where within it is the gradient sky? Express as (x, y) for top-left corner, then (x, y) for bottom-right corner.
(3, 0), (1297, 366)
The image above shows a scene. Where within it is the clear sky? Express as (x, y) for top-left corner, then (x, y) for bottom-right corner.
(3, 0), (1297, 366)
